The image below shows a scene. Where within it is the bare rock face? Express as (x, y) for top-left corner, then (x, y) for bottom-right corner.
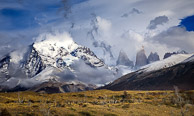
(135, 48), (148, 68)
(116, 50), (134, 67)
(163, 52), (177, 59)
(70, 46), (104, 67)
(148, 52), (160, 63)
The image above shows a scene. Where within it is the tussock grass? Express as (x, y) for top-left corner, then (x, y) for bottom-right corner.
(0, 90), (193, 116)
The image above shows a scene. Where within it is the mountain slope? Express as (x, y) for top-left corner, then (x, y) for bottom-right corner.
(101, 54), (194, 90)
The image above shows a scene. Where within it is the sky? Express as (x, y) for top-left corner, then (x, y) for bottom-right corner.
(0, 0), (194, 65)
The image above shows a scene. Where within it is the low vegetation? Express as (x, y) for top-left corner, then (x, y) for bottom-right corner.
(0, 89), (193, 116)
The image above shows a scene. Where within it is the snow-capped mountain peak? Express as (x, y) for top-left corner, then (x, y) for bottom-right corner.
(33, 32), (104, 68)
(33, 38), (77, 67)
(0, 32), (109, 88)
(34, 32), (78, 56)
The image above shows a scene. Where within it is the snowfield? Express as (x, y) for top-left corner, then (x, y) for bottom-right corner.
(142, 54), (193, 72)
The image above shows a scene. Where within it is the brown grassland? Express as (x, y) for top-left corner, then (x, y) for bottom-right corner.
(0, 89), (193, 116)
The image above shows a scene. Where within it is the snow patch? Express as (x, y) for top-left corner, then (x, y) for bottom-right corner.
(142, 54), (193, 72)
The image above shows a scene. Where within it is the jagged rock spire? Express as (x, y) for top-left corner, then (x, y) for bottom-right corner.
(148, 52), (160, 63)
(135, 46), (148, 67)
(116, 50), (133, 67)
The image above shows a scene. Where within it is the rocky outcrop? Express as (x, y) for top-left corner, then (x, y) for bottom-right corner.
(163, 52), (177, 59)
(70, 46), (104, 67)
(116, 50), (133, 67)
(164, 50), (187, 59)
(0, 45), (46, 82)
(148, 52), (160, 63)
(135, 48), (148, 68)
(23, 45), (46, 78)
(0, 56), (11, 83)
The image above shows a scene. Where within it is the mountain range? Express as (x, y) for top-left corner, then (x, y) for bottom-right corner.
(0, 34), (193, 92)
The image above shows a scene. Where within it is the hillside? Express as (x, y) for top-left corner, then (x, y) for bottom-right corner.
(101, 54), (194, 90)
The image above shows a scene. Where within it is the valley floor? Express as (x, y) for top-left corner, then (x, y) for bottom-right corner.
(0, 90), (193, 116)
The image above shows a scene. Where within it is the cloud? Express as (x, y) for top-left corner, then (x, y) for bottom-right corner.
(96, 16), (112, 32)
(0, 0), (194, 66)
(121, 8), (142, 18)
(33, 58), (119, 85)
(54, 68), (77, 82)
(70, 60), (118, 84)
(34, 31), (73, 44)
(151, 27), (194, 53)
(0, 30), (36, 58)
(147, 15), (169, 30)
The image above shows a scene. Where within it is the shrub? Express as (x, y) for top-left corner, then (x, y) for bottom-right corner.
(122, 91), (128, 99)
(66, 114), (76, 116)
(79, 111), (92, 116)
(82, 104), (87, 107)
(0, 108), (11, 116)
(122, 104), (130, 109)
(104, 113), (117, 116)
(78, 94), (85, 97)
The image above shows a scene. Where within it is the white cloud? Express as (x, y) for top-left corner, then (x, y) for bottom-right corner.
(71, 60), (118, 84)
(96, 16), (111, 32)
(34, 31), (75, 51)
(151, 27), (194, 53)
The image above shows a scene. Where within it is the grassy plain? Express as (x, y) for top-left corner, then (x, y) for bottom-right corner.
(0, 90), (193, 116)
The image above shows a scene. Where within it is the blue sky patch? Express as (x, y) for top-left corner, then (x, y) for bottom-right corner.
(179, 15), (194, 31)
(0, 0), (89, 31)
(0, 8), (38, 30)
(1, 8), (29, 18)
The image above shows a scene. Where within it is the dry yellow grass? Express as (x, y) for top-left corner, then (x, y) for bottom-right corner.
(0, 90), (193, 116)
